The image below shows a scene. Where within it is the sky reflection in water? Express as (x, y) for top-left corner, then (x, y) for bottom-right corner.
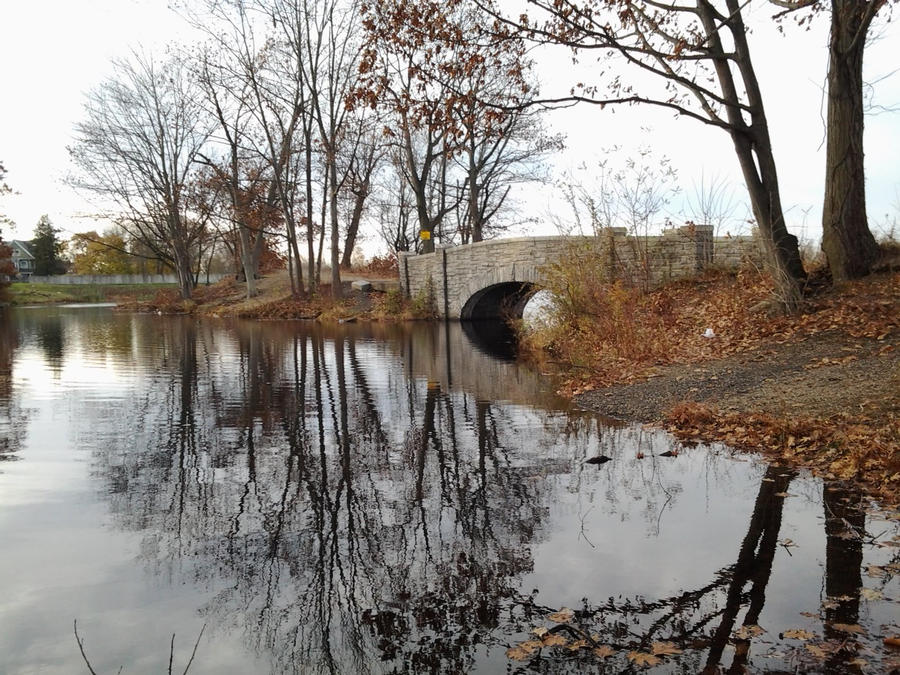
(0, 306), (897, 674)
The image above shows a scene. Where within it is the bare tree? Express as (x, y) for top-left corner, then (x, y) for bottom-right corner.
(69, 54), (213, 299)
(393, 0), (809, 307)
(771, 0), (891, 280)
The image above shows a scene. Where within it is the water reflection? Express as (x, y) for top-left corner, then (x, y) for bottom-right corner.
(0, 307), (23, 460)
(1, 309), (898, 674)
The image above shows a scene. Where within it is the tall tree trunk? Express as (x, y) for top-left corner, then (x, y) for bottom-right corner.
(305, 125), (317, 294)
(238, 224), (257, 299)
(821, 1), (880, 281)
(468, 134), (483, 243)
(701, 1), (807, 309)
(340, 185), (367, 270)
(329, 153), (342, 298)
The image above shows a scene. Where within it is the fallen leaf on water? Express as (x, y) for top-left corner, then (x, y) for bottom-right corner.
(734, 624), (765, 640)
(566, 639), (588, 651)
(805, 643), (829, 660)
(650, 641), (682, 656)
(782, 629), (815, 640)
(627, 651), (662, 667)
(884, 636), (900, 648)
(506, 640), (543, 661)
(531, 626), (548, 638)
(593, 645), (615, 658)
(548, 607), (575, 623)
(542, 633), (568, 647)
(860, 588), (883, 601)
(779, 538), (796, 548)
(865, 565), (888, 579)
(829, 623), (865, 634)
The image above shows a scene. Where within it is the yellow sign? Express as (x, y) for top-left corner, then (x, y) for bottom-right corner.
(419, 230), (431, 240)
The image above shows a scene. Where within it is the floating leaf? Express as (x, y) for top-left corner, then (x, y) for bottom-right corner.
(865, 565), (888, 579)
(782, 629), (815, 640)
(593, 645), (615, 658)
(830, 623), (865, 634)
(548, 607), (575, 623)
(884, 636), (900, 648)
(627, 651), (662, 667)
(506, 639), (543, 661)
(860, 588), (883, 601)
(734, 624), (765, 640)
(805, 643), (829, 660)
(542, 633), (568, 647)
(650, 641), (682, 656)
(531, 626), (548, 638)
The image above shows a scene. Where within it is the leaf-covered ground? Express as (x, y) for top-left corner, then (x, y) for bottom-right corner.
(571, 268), (899, 507)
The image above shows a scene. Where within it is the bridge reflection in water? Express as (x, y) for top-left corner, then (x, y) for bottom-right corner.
(0, 308), (896, 675)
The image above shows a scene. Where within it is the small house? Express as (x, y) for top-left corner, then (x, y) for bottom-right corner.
(10, 240), (34, 280)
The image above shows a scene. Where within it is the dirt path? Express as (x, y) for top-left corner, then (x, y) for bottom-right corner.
(575, 330), (898, 425)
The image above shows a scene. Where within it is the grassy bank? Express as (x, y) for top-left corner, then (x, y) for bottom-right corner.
(7, 281), (177, 305)
(115, 269), (424, 322)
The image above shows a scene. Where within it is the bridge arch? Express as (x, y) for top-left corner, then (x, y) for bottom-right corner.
(459, 281), (536, 321)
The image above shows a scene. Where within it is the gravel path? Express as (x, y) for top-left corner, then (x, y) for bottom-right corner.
(574, 330), (898, 424)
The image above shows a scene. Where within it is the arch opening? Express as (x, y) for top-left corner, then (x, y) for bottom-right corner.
(459, 282), (535, 321)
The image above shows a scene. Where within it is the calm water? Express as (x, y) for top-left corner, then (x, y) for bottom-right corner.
(0, 306), (897, 674)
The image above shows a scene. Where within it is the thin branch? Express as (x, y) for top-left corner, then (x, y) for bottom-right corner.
(181, 623), (206, 675)
(73, 620), (99, 675)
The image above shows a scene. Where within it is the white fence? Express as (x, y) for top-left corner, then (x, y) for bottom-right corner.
(27, 273), (228, 285)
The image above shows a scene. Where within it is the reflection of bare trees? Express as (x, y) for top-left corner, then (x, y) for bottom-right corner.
(63, 318), (889, 674)
(94, 322), (556, 673)
(499, 466), (796, 674)
(0, 308), (24, 460)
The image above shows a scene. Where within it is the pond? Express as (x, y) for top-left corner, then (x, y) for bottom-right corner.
(0, 306), (897, 674)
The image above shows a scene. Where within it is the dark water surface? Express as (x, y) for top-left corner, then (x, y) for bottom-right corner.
(0, 306), (897, 674)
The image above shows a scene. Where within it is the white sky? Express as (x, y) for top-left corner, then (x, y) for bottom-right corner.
(1, 0), (898, 250)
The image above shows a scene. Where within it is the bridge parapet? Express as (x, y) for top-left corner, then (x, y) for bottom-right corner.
(400, 227), (760, 320)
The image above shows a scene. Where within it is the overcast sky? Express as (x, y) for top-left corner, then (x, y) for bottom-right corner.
(1, 0), (898, 251)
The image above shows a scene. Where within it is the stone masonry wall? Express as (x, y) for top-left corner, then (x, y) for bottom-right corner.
(401, 228), (761, 319)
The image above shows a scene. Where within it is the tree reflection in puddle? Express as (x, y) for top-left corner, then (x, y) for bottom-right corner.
(3, 310), (899, 674)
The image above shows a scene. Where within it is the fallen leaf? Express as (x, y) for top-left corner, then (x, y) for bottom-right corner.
(805, 643), (828, 660)
(650, 641), (682, 656)
(829, 623), (865, 634)
(542, 633), (568, 647)
(884, 636), (900, 648)
(593, 645), (615, 658)
(627, 651), (662, 667)
(860, 588), (883, 601)
(782, 629), (815, 640)
(506, 640), (543, 661)
(566, 639), (588, 651)
(531, 626), (548, 638)
(865, 565), (887, 579)
(548, 607), (575, 623)
(734, 624), (765, 640)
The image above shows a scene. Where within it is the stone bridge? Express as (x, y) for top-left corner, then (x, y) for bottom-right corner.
(399, 227), (760, 320)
